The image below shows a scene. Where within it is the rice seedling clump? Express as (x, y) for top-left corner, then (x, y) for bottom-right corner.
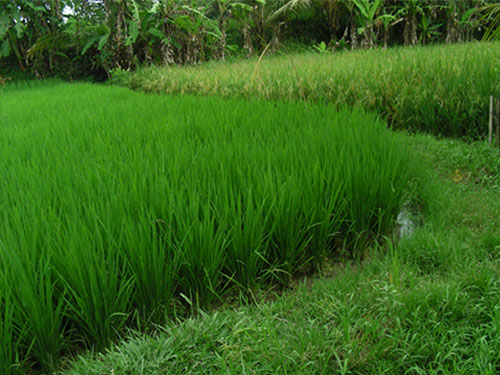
(0, 81), (413, 373)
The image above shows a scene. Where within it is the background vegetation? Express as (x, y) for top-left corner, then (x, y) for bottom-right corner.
(0, 0), (498, 80)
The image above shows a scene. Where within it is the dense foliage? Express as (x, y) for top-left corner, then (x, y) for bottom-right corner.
(0, 0), (497, 80)
(0, 81), (414, 373)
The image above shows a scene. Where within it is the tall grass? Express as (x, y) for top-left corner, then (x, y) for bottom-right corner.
(125, 42), (499, 139)
(0, 81), (414, 372)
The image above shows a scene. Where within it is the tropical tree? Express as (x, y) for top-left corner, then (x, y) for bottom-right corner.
(229, 1), (255, 55)
(400, 0), (423, 46)
(376, 3), (403, 48)
(352, 0), (383, 48)
(418, 12), (441, 45)
(1, 0), (498, 79)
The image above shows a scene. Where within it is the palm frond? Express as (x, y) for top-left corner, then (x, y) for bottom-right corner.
(27, 32), (71, 60)
(270, 0), (312, 20)
(479, 4), (500, 41)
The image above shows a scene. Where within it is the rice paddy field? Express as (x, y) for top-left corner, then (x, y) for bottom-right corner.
(1, 41), (500, 375)
(125, 42), (500, 139)
(0, 81), (419, 373)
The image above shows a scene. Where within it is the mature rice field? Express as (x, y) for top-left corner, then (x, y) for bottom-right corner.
(0, 81), (415, 373)
(125, 42), (499, 139)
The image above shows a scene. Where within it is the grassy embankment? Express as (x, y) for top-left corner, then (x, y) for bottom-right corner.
(125, 42), (499, 139)
(0, 81), (415, 374)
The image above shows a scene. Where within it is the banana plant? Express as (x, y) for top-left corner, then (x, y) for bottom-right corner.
(401, 0), (425, 46)
(80, 24), (111, 55)
(230, 1), (259, 55)
(166, 4), (222, 63)
(377, 13), (397, 48)
(352, 0), (383, 48)
(0, 10), (27, 69)
(212, 0), (236, 60)
(238, 0), (280, 52)
(0, 0), (47, 70)
(418, 13), (442, 44)
(212, 0), (257, 59)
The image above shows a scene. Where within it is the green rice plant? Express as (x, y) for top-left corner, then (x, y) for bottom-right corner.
(125, 42), (500, 139)
(57, 129), (500, 375)
(54, 223), (134, 351)
(0, 81), (414, 371)
(174, 189), (231, 309)
(222, 186), (274, 289)
(121, 208), (181, 322)
(0, 264), (22, 375)
(0, 220), (66, 374)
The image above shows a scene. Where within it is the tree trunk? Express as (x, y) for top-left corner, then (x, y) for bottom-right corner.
(363, 24), (374, 49)
(326, 0), (338, 42)
(217, 1), (226, 61)
(219, 24), (226, 60)
(403, 16), (409, 45)
(404, 10), (417, 46)
(161, 42), (175, 65)
(270, 22), (283, 52)
(383, 27), (389, 49)
(350, 17), (358, 49)
(253, 4), (266, 50)
(445, 4), (461, 44)
(243, 24), (254, 57)
(161, 15), (175, 65)
(411, 20), (417, 45)
(7, 31), (25, 71)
